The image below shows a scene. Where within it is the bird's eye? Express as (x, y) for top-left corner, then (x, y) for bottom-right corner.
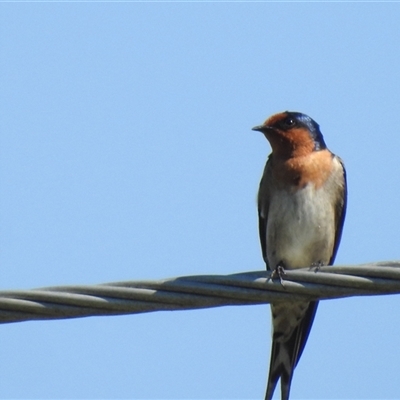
(283, 117), (295, 128)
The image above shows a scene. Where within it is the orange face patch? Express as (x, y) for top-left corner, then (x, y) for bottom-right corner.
(284, 127), (316, 157)
(264, 126), (316, 159)
(264, 112), (288, 128)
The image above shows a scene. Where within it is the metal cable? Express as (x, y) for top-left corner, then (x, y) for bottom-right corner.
(1, 261), (399, 324)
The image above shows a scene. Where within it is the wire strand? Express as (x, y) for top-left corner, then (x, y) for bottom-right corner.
(1, 261), (399, 324)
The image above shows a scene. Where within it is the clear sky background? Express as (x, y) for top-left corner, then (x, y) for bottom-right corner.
(1, 2), (400, 399)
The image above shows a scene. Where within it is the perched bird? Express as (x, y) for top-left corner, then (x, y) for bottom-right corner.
(253, 111), (347, 400)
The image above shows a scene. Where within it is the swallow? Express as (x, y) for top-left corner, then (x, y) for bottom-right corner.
(253, 111), (347, 400)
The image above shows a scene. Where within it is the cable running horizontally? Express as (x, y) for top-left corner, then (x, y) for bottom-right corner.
(1, 261), (399, 324)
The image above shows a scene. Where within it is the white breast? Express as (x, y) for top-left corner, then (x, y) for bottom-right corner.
(266, 184), (336, 269)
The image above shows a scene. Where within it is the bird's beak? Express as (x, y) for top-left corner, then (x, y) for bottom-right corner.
(252, 125), (269, 133)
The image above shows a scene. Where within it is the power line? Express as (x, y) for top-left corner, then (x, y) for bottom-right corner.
(1, 261), (399, 324)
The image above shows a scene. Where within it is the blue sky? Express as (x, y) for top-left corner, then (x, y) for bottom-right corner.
(1, 2), (400, 399)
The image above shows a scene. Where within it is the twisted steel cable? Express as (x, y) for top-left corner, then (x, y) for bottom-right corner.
(1, 261), (399, 324)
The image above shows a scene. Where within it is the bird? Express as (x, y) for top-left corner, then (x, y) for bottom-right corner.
(252, 111), (347, 400)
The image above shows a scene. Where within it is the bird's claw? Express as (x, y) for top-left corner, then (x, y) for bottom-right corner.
(270, 264), (286, 286)
(310, 261), (324, 273)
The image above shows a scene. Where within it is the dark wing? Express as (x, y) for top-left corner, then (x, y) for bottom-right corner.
(329, 156), (347, 265)
(258, 215), (268, 266)
(258, 156), (272, 270)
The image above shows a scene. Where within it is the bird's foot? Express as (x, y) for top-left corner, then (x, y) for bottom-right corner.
(310, 261), (324, 273)
(270, 263), (286, 286)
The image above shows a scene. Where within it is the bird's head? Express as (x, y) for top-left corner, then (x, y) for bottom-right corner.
(252, 111), (326, 158)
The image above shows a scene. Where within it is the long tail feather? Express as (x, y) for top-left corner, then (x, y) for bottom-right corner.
(265, 301), (318, 400)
